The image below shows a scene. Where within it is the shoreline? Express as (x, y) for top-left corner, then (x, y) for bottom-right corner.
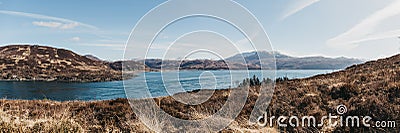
(0, 69), (338, 84)
(0, 71), (139, 83)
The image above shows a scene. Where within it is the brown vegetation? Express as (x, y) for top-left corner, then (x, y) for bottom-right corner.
(268, 54), (400, 132)
(1, 54), (400, 132)
(0, 98), (150, 132)
(0, 45), (124, 82)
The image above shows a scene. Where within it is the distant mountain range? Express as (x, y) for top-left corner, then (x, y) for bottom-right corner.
(227, 51), (363, 69)
(136, 51), (362, 70)
(0, 45), (363, 81)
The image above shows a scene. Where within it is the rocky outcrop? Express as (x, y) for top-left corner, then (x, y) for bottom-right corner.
(0, 45), (123, 82)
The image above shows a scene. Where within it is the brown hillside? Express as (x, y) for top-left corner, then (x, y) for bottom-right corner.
(0, 45), (123, 82)
(268, 54), (400, 132)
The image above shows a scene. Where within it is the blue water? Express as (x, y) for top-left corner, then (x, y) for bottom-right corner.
(0, 70), (335, 101)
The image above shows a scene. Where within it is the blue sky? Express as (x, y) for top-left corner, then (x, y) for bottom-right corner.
(1, 0), (400, 60)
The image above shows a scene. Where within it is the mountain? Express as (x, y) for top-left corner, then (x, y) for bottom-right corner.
(142, 59), (232, 70)
(226, 51), (363, 69)
(226, 51), (286, 62)
(84, 54), (103, 62)
(109, 60), (149, 71)
(0, 44), (363, 82)
(140, 51), (362, 70)
(179, 59), (230, 70)
(0, 45), (123, 82)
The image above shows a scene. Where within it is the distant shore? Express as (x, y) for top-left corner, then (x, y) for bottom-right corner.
(1, 54), (399, 132)
(0, 71), (138, 82)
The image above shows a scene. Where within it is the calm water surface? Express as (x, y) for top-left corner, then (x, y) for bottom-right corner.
(0, 70), (336, 101)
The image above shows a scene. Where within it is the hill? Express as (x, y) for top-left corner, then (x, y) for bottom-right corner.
(1, 54), (398, 132)
(83, 54), (103, 62)
(267, 53), (400, 132)
(0, 44), (362, 82)
(109, 60), (149, 71)
(140, 51), (362, 70)
(226, 51), (363, 69)
(0, 45), (123, 82)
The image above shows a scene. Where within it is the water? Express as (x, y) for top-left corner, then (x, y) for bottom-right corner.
(0, 70), (335, 101)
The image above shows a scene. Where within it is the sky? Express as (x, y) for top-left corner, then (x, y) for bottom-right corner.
(1, 0), (400, 61)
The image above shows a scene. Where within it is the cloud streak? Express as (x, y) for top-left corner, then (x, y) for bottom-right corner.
(32, 21), (80, 29)
(0, 10), (98, 30)
(70, 37), (81, 42)
(327, 0), (400, 49)
(280, 0), (320, 20)
(32, 21), (62, 28)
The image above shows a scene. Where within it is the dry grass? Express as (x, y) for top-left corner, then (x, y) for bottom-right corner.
(267, 54), (400, 132)
(0, 87), (277, 132)
(0, 99), (151, 132)
(1, 54), (400, 132)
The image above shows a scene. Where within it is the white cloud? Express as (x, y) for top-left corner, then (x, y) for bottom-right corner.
(280, 0), (320, 20)
(327, 0), (400, 49)
(32, 21), (80, 29)
(32, 21), (62, 28)
(0, 10), (97, 30)
(60, 22), (79, 29)
(70, 37), (81, 42)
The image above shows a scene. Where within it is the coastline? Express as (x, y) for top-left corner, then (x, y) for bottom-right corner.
(0, 71), (138, 83)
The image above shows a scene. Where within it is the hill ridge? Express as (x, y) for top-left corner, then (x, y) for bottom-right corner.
(0, 45), (123, 82)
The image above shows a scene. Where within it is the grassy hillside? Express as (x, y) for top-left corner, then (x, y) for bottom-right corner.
(268, 54), (400, 132)
(0, 45), (124, 82)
